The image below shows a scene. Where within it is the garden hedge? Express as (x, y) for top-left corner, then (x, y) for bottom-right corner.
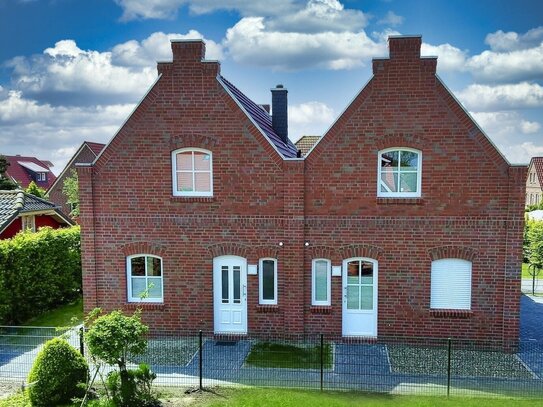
(0, 226), (81, 324)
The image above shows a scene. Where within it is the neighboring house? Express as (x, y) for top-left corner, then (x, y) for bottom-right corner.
(526, 157), (543, 207)
(4, 155), (56, 190)
(47, 141), (106, 217)
(295, 136), (320, 157)
(78, 36), (526, 344)
(0, 190), (73, 239)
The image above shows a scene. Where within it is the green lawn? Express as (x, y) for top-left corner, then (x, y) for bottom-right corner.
(244, 341), (332, 369)
(201, 388), (543, 407)
(22, 297), (83, 327)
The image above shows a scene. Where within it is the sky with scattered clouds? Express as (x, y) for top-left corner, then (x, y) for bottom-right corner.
(1, 0), (542, 172)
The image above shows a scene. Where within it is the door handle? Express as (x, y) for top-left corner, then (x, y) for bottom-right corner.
(243, 284), (247, 298)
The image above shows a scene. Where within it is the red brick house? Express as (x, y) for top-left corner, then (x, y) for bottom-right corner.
(0, 190), (73, 239)
(47, 141), (105, 217)
(4, 155), (56, 190)
(78, 36), (526, 344)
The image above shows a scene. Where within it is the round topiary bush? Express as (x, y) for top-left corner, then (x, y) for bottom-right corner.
(28, 337), (88, 407)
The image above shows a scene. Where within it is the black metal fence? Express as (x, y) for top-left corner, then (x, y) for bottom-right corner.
(2, 327), (543, 398)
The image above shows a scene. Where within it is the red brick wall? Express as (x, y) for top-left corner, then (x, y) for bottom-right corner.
(48, 144), (97, 217)
(79, 38), (526, 344)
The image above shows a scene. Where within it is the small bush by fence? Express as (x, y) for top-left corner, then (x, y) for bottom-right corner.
(0, 226), (81, 324)
(1, 328), (543, 399)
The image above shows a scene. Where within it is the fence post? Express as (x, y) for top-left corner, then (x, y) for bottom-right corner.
(79, 326), (85, 357)
(447, 338), (452, 398)
(199, 330), (203, 391)
(320, 333), (324, 392)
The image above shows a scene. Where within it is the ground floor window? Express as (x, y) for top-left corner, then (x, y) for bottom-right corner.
(312, 259), (331, 306)
(430, 258), (472, 310)
(259, 258), (277, 305)
(127, 254), (163, 302)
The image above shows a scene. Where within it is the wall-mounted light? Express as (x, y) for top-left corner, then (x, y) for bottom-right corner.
(304, 242), (310, 247)
(278, 242), (284, 247)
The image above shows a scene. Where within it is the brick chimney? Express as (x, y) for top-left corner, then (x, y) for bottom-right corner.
(171, 39), (206, 63)
(388, 35), (422, 60)
(271, 84), (288, 144)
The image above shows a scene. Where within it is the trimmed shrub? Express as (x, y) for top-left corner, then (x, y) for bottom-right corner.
(0, 226), (81, 324)
(27, 337), (88, 407)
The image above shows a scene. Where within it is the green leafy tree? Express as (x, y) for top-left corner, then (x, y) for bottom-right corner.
(25, 180), (46, 198)
(62, 169), (79, 217)
(528, 220), (543, 268)
(85, 309), (150, 406)
(0, 155), (17, 190)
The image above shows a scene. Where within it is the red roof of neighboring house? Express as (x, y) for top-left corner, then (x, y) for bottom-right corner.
(4, 155), (56, 189)
(531, 157), (543, 187)
(85, 141), (106, 156)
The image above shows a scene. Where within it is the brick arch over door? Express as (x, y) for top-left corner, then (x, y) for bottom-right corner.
(339, 244), (383, 261)
(169, 134), (219, 151)
(120, 241), (168, 258)
(207, 242), (252, 259)
(253, 245), (280, 262)
(427, 245), (478, 262)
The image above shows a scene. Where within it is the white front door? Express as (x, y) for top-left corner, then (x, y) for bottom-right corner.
(213, 256), (247, 334)
(342, 258), (378, 337)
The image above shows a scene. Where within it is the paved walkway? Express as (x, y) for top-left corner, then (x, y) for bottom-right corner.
(522, 278), (543, 294)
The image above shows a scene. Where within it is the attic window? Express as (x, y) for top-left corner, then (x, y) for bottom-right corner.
(36, 173), (46, 182)
(172, 148), (213, 197)
(21, 215), (36, 232)
(378, 148), (421, 198)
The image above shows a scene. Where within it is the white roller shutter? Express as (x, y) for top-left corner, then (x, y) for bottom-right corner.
(430, 259), (472, 310)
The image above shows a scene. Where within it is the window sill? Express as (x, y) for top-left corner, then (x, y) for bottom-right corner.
(429, 309), (472, 318)
(310, 306), (332, 314)
(124, 302), (165, 311)
(256, 305), (280, 313)
(170, 196), (215, 203)
(376, 197), (424, 205)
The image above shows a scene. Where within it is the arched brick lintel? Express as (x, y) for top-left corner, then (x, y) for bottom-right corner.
(169, 134), (219, 151)
(375, 132), (426, 151)
(427, 246), (478, 262)
(120, 241), (167, 258)
(207, 242), (251, 259)
(339, 244), (383, 261)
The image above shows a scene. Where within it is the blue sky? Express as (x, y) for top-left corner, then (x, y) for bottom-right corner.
(1, 0), (542, 171)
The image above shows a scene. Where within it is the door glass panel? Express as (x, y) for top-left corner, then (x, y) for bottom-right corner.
(221, 266), (229, 304)
(347, 286), (359, 310)
(315, 261), (328, 302)
(360, 262), (373, 284)
(347, 261), (360, 284)
(361, 286), (373, 310)
(233, 266), (241, 304)
(262, 260), (275, 301)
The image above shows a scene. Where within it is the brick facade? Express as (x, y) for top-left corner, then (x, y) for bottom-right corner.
(79, 36), (526, 344)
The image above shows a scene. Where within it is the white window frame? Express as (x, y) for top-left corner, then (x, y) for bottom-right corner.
(36, 173), (46, 182)
(430, 258), (472, 310)
(312, 258), (331, 306)
(377, 147), (422, 198)
(21, 215), (36, 232)
(259, 258), (277, 305)
(127, 254), (164, 303)
(172, 148), (213, 197)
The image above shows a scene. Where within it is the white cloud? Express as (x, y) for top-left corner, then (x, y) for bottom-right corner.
(457, 82), (543, 111)
(224, 17), (385, 70)
(485, 26), (543, 51)
(377, 11), (404, 27)
(289, 101), (335, 139)
(0, 91), (133, 170)
(268, 0), (368, 33)
(471, 111), (542, 163)
(114, 0), (297, 20)
(421, 43), (468, 71)
(111, 31), (223, 67)
(466, 43), (543, 82)
(6, 39), (156, 105)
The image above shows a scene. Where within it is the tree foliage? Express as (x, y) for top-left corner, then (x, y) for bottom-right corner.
(0, 226), (81, 324)
(25, 181), (46, 198)
(527, 220), (543, 268)
(62, 169), (79, 217)
(0, 155), (17, 190)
